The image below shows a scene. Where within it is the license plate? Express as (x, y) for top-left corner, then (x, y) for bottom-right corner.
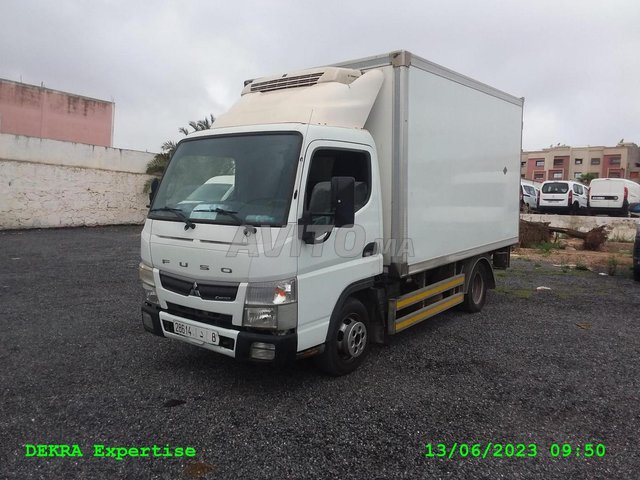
(173, 321), (219, 345)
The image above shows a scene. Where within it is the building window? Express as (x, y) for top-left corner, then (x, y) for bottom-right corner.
(591, 158), (601, 165)
(574, 172), (582, 179)
(521, 173), (525, 178)
(575, 158), (583, 165)
(553, 158), (564, 167)
(520, 161), (526, 168)
(534, 172), (544, 181)
(609, 171), (621, 178)
(535, 160), (544, 167)
(609, 156), (621, 165)
(553, 171), (562, 179)
(591, 173), (599, 179)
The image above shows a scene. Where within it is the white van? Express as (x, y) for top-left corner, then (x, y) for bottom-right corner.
(520, 182), (539, 212)
(538, 180), (589, 214)
(589, 178), (640, 217)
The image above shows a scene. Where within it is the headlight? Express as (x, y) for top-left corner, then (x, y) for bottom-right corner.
(245, 278), (296, 305)
(243, 278), (297, 330)
(244, 306), (277, 329)
(138, 262), (155, 287)
(139, 262), (158, 304)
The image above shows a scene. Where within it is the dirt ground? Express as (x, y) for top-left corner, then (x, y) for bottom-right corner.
(513, 237), (634, 276)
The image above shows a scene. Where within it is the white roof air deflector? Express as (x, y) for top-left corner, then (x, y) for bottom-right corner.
(214, 67), (384, 129)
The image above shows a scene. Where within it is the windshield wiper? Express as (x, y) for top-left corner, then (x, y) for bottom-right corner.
(149, 207), (196, 230)
(197, 207), (257, 233)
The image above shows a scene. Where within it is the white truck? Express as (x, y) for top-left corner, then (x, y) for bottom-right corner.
(139, 51), (523, 375)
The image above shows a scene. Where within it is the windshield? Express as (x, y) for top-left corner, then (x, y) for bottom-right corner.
(542, 182), (569, 194)
(150, 133), (302, 227)
(523, 185), (536, 195)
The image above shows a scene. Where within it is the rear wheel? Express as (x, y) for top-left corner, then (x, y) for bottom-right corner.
(462, 262), (488, 313)
(316, 298), (370, 376)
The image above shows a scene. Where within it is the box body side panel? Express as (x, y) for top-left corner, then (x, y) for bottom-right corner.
(405, 68), (522, 270)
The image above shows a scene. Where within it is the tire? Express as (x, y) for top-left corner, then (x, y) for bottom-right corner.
(571, 201), (580, 215)
(620, 202), (630, 218)
(316, 297), (370, 376)
(462, 262), (488, 313)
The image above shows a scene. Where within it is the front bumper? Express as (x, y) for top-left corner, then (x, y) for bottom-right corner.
(141, 303), (297, 365)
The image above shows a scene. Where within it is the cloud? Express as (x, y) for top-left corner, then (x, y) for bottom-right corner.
(1, 0), (638, 152)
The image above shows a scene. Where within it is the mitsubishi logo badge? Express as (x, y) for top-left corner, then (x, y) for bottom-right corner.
(190, 282), (201, 297)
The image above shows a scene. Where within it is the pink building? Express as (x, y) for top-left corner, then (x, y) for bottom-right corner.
(0, 78), (114, 147)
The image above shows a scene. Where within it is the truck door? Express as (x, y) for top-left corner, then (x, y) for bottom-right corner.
(295, 140), (383, 351)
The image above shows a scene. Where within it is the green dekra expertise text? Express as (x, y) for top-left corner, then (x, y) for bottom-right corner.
(25, 444), (196, 461)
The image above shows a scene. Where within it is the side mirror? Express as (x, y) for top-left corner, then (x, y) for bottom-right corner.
(297, 176), (356, 244)
(149, 177), (160, 205)
(331, 176), (355, 227)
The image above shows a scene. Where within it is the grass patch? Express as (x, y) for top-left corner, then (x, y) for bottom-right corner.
(536, 241), (562, 256)
(494, 286), (532, 299)
(607, 256), (618, 276)
(513, 289), (533, 299)
(575, 260), (589, 271)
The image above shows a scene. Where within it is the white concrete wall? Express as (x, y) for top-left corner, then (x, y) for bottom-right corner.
(522, 213), (639, 241)
(0, 133), (155, 229)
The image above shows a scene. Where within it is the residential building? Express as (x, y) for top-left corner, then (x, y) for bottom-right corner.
(0, 78), (114, 147)
(521, 143), (640, 183)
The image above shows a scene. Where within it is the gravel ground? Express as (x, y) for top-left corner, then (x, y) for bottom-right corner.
(1, 226), (639, 479)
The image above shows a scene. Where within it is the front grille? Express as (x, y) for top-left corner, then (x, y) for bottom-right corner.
(250, 72), (323, 93)
(160, 273), (192, 295)
(166, 302), (233, 329)
(160, 272), (238, 301)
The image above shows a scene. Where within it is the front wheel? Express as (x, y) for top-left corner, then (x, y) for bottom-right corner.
(316, 298), (370, 376)
(462, 263), (488, 313)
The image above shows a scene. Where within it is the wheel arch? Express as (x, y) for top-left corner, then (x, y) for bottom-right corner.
(461, 256), (495, 293)
(323, 277), (381, 344)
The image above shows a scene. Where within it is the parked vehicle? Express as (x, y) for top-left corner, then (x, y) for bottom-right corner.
(634, 224), (640, 282)
(139, 50), (523, 374)
(520, 182), (538, 212)
(588, 178), (640, 217)
(178, 175), (235, 210)
(538, 180), (589, 214)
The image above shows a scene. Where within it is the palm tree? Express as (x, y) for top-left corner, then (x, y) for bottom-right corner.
(144, 115), (215, 192)
(578, 172), (596, 186)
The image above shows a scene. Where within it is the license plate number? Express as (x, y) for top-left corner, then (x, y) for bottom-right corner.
(173, 321), (219, 345)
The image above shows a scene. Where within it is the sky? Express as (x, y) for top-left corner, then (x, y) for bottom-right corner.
(1, 0), (638, 153)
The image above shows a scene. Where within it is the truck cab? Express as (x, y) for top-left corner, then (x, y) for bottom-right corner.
(141, 122), (383, 370)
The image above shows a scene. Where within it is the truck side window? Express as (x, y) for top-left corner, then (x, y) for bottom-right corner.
(305, 149), (371, 216)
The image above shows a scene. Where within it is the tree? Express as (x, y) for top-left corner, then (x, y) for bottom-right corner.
(144, 114), (215, 192)
(578, 172), (596, 186)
